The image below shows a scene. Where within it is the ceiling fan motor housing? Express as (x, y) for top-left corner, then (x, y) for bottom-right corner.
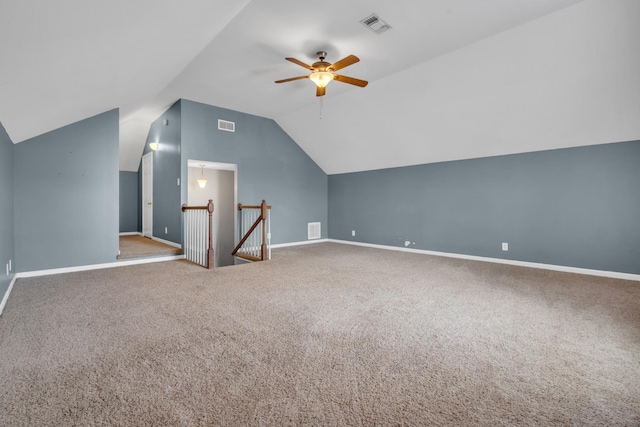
(312, 61), (331, 72)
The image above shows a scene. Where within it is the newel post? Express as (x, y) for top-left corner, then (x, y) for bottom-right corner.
(207, 199), (214, 269)
(260, 199), (268, 261)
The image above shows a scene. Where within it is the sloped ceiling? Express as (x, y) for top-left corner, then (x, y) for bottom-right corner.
(1, 0), (638, 174)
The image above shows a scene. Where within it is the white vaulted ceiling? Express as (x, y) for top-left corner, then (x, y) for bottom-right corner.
(1, 0), (638, 173)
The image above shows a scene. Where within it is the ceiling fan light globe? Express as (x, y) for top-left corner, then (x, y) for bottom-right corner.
(309, 71), (334, 88)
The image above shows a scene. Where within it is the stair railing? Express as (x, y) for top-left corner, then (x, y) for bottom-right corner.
(181, 199), (214, 269)
(232, 200), (271, 262)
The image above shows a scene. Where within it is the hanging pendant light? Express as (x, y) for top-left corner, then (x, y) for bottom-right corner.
(198, 164), (207, 188)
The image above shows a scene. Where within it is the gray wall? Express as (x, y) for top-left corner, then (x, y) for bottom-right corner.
(329, 140), (640, 275)
(14, 110), (120, 272)
(141, 102), (182, 244)
(119, 171), (139, 233)
(180, 99), (328, 245)
(0, 122), (15, 303)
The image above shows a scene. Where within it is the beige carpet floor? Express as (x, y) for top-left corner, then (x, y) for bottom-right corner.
(1, 243), (639, 426)
(117, 234), (182, 259)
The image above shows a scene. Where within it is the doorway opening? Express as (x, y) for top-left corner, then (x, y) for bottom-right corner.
(187, 160), (237, 267)
(118, 151), (182, 261)
(141, 152), (153, 238)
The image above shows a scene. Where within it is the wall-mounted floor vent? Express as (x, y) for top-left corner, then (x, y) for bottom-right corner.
(218, 119), (235, 132)
(308, 222), (321, 240)
(360, 13), (392, 34)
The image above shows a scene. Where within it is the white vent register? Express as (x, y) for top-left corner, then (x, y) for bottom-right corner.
(308, 222), (321, 240)
(360, 13), (392, 34)
(218, 119), (235, 132)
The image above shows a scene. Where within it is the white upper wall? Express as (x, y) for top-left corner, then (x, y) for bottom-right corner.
(1, 0), (588, 172)
(0, 0), (251, 171)
(2, 0), (636, 174)
(276, 0), (640, 174)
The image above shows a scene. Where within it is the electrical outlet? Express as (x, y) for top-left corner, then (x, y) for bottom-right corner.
(502, 242), (509, 251)
(177, 178), (180, 186)
(165, 227), (168, 234)
(352, 230), (356, 236)
(8, 259), (11, 272)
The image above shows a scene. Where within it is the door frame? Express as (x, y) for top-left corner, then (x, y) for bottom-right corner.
(142, 152), (153, 238)
(187, 160), (238, 266)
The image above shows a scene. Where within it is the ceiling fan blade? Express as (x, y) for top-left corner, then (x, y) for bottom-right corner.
(285, 57), (314, 70)
(333, 74), (368, 87)
(316, 86), (326, 97)
(275, 75), (309, 84)
(329, 55), (359, 72)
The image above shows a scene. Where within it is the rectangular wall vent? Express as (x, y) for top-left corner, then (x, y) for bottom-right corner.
(360, 13), (392, 34)
(308, 222), (321, 240)
(218, 119), (235, 132)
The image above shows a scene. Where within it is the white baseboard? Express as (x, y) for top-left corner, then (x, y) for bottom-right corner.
(0, 274), (18, 317)
(150, 236), (182, 249)
(119, 232), (142, 236)
(328, 239), (640, 282)
(15, 255), (185, 279)
(7, 238), (635, 314)
(270, 238), (329, 249)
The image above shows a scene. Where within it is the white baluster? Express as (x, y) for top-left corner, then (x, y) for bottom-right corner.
(186, 211), (191, 263)
(200, 210), (204, 266)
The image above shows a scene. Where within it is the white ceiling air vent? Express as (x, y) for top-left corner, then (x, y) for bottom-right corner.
(218, 119), (235, 132)
(360, 13), (392, 35)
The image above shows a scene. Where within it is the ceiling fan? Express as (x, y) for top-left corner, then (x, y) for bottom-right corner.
(275, 51), (368, 97)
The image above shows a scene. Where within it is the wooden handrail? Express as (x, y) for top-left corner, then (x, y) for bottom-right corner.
(181, 199), (214, 269)
(232, 215), (262, 255)
(238, 203), (272, 210)
(182, 205), (210, 211)
(232, 199), (270, 261)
